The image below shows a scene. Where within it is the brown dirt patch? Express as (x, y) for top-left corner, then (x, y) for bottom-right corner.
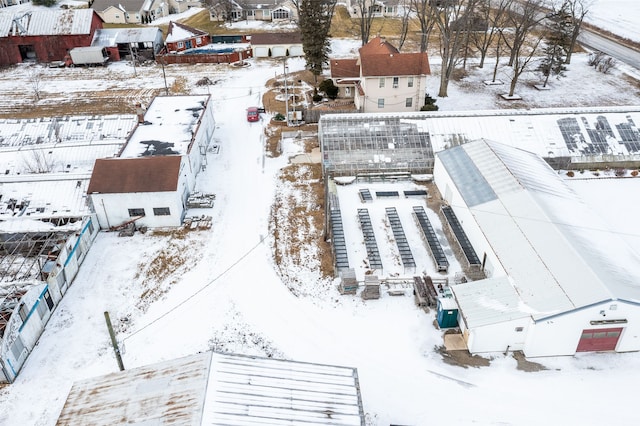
(512, 351), (547, 372)
(437, 345), (492, 368)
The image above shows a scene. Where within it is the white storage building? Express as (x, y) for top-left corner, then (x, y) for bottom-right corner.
(434, 139), (640, 357)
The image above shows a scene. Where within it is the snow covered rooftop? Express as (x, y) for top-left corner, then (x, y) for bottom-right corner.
(319, 106), (640, 176)
(0, 116), (136, 224)
(119, 95), (210, 158)
(91, 27), (162, 46)
(56, 351), (364, 425)
(438, 140), (640, 320)
(0, 9), (96, 37)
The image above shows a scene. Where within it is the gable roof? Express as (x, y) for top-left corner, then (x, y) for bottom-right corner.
(437, 140), (640, 319)
(91, 0), (145, 12)
(0, 9), (98, 37)
(330, 59), (360, 79)
(87, 156), (181, 194)
(359, 36), (399, 56)
(250, 31), (302, 45)
(359, 52), (430, 77)
(165, 21), (208, 43)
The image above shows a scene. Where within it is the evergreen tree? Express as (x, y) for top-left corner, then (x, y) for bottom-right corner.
(296, 0), (337, 84)
(537, 6), (571, 87)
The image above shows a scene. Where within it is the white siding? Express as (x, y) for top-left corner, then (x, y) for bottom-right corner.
(92, 190), (185, 229)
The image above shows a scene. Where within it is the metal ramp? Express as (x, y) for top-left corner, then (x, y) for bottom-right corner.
(441, 205), (481, 267)
(330, 209), (349, 271)
(413, 206), (449, 272)
(357, 208), (383, 271)
(385, 207), (415, 271)
(375, 191), (399, 198)
(404, 190), (428, 197)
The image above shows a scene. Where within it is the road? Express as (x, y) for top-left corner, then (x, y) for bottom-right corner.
(578, 29), (640, 69)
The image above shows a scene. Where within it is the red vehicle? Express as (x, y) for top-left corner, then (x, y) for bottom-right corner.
(247, 107), (260, 122)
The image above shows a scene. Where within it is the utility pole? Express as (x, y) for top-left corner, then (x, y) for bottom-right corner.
(160, 57), (168, 95)
(104, 311), (125, 371)
(283, 58), (289, 126)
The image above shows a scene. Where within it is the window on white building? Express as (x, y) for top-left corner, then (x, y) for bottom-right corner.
(379, 77), (385, 88)
(345, 87), (351, 96)
(405, 98), (412, 107)
(153, 207), (171, 216)
(393, 77), (399, 88)
(177, 41), (184, 49)
(408, 76), (414, 87)
(272, 8), (289, 19)
(128, 208), (146, 217)
(378, 98), (384, 108)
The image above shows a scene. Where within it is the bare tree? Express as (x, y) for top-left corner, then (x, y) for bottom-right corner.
(559, 0), (591, 64)
(432, 0), (479, 97)
(204, 0), (237, 22)
(502, 0), (545, 67)
(397, 2), (413, 51)
(411, 0), (437, 53)
(503, 26), (544, 97)
(28, 69), (43, 102)
(353, 0), (377, 46)
(22, 149), (57, 173)
(471, 0), (513, 68)
(490, 29), (506, 82)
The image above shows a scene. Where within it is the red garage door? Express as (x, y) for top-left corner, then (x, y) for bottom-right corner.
(576, 328), (623, 352)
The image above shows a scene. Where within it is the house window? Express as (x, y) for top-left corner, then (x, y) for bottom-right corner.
(128, 208), (146, 217)
(18, 303), (28, 321)
(515, 327), (524, 332)
(408, 77), (414, 87)
(115, 14), (120, 19)
(377, 98), (384, 108)
(272, 8), (289, 19)
(196, 37), (202, 44)
(393, 77), (399, 88)
(405, 98), (412, 107)
(11, 337), (25, 360)
(153, 207), (171, 216)
(177, 41), (184, 49)
(379, 78), (385, 88)
(345, 87), (351, 96)
(247, 10), (254, 17)
(264, 9), (270, 17)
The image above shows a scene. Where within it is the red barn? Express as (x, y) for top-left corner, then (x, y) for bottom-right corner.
(0, 9), (103, 66)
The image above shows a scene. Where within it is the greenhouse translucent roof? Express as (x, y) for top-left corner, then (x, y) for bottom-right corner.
(318, 106), (640, 177)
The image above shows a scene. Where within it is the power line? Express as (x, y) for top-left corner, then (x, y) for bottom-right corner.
(122, 236), (266, 342)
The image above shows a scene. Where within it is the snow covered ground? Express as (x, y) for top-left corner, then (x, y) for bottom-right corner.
(0, 3), (640, 426)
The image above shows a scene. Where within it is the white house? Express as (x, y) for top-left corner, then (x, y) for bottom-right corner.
(434, 139), (640, 357)
(329, 36), (430, 113)
(209, 0), (298, 22)
(92, 0), (168, 24)
(347, 0), (405, 18)
(88, 95), (215, 229)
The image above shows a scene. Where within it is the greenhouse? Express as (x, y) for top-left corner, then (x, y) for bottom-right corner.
(318, 112), (436, 178)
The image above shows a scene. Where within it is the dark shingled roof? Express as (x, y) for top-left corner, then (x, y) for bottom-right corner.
(330, 59), (360, 78)
(88, 156), (181, 194)
(250, 32), (302, 45)
(359, 52), (430, 77)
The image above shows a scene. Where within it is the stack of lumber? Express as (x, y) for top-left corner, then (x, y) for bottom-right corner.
(361, 275), (380, 300)
(339, 269), (358, 295)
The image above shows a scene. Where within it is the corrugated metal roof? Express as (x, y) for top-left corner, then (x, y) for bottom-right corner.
(439, 140), (640, 324)
(56, 352), (365, 425)
(0, 9), (96, 37)
(56, 352), (212, 425)
(92, 27), (162, 46)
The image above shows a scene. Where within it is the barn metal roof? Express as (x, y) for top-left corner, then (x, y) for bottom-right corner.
(56, 351), (365, 425)
(0, 9), (96, 37)
(438, 140), (640, 323)
(91, 27), (162, 46)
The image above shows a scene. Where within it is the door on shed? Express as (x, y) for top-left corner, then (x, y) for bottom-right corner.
(576, 328), (623, 352)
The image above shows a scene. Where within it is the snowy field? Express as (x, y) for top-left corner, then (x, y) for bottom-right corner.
(0, 3), (640, 426)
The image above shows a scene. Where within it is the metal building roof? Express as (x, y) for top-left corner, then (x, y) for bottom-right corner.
(438, 140), (640, 323)
(56, 351), (365, 426)
(91, 27), (162, 46)
(0, 9), (96, 37)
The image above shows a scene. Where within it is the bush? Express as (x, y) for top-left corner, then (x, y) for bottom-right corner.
(273, 113), (285, 121)
(312, 93), (323, 102)
(422, 93), (438, 111)
(318, 79), (339, 100)
(632, 170), (639, 177)
(566, 170), (574, 177)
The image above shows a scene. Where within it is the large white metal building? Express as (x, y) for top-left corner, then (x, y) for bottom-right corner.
(434, 139), (640, 357)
